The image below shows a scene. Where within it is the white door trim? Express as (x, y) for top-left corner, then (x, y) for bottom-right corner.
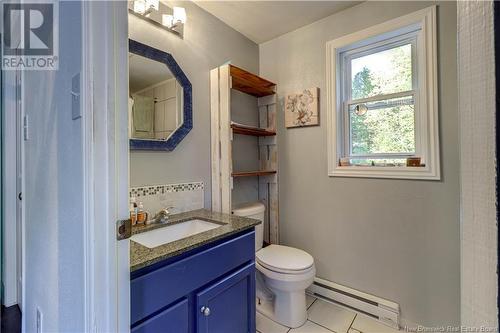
(2, 30), (25, 313)
(2, 67), (18, 308)
(82, 1), (130, 332)
(457, 1), (498, 327)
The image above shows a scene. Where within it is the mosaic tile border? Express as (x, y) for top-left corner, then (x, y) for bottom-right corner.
(130, 182), (204, 198)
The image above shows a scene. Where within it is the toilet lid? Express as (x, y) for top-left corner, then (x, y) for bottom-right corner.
(256, 245), (314, 274)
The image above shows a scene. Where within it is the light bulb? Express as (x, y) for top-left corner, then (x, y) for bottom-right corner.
(162, 14), (174, 28)
(173, 7), (186, 24)
(145, 0), (159, 11)
(133, 0), (146, 14)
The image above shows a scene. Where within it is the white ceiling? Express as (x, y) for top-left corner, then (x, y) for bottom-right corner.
(193, 1), (361, 44)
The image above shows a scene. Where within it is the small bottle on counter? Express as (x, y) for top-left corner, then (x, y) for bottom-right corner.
(136, 202), (148, 225)
(130, 197), (137, 226)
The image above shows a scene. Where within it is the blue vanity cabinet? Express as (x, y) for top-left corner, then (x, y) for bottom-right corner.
(131, 230), (256, 333)
(197, 263), (255, 333)
(131, 298), (189, 333)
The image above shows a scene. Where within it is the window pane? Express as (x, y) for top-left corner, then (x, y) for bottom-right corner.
(349, 95), (415, 155)
(351, 43), (412, 99)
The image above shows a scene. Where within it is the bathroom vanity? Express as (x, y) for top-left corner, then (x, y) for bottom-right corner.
(130, 209), (260, 333)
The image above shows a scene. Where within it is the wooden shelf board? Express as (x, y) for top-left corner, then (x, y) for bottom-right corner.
(231, 124), (276, 137)
(232, 170), (277, 177)
(230, 65), (276, 97)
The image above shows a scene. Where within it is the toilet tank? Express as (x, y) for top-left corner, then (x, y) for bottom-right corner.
(232, 202), (265, 251)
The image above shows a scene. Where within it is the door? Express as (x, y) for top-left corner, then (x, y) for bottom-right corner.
(131, 299), (189, 333)
(196, 263), (255, 333)
(82, 1), (130, 331)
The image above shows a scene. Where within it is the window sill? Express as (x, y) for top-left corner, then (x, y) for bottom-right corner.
(329, 165), (440, 180)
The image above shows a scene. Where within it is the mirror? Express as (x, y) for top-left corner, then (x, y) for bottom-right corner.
(129, 53), (183, 141)
(129, 39), (192, 151)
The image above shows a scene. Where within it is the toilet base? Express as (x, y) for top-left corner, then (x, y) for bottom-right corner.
(256, 290), (308, 328)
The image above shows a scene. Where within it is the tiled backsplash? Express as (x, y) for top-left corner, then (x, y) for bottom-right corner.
(130, 182), (204, 217)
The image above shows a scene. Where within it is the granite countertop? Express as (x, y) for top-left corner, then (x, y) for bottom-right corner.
(130, 209), (260, 272)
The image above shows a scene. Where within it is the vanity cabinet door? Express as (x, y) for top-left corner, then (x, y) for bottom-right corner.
(196, 263), (255, 333)
(131, 298), (189, 333)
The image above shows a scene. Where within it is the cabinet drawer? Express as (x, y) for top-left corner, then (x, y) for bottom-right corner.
(132, 298), (188, 333)
(131, 231), (255, 324)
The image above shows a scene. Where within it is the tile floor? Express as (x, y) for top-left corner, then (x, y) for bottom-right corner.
(256, 295), (402, 333)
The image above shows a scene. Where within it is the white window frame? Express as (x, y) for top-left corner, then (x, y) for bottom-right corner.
(326, 6), (439, 180)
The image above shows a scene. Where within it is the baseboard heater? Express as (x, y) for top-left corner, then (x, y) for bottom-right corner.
(307, 277), (400, 330)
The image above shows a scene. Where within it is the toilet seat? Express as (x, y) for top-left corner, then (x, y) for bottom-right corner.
(256, 245), (314, 275)
(256, 261), (316, 284)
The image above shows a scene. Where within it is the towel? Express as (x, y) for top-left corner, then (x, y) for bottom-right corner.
(132, 95), (154, 139)
(128, 97), (134, 138)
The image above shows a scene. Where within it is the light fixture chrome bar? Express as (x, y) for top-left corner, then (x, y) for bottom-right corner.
(128, 1), (186, 38)
(128, 9), (182, 38)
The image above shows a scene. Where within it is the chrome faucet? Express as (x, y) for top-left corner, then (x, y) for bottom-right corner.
(151, 206), (175, 224)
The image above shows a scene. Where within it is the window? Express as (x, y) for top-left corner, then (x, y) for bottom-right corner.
(327, 6), (440, 180)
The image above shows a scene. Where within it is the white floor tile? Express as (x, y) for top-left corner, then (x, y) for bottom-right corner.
(256, 312), (290, 333)
(308, 299), (356, 333)
(289, 320), (332, 333)
(351, 314), (400, 333)
(306, 294), (317, 309)
(348, 328), (362, 333)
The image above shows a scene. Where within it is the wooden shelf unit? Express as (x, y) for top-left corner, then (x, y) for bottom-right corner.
(211, 64), (279, 244)
(229, 65), (276, 97)
(232, 170), (277, 178)
(231, 123), (276, 137)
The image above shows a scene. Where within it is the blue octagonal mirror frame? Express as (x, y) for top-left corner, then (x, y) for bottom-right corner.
(129, 39), (192, 151)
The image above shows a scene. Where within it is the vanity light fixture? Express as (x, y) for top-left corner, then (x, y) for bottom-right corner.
(129, 1), (186, 38)
(133, 0), (146, 15)
(173, 7), (187, 25)
(162, 14), (174, 28)
(132, 0), (159, 16)
(161, 7), (187, 29)
(146, 0), (159, 11)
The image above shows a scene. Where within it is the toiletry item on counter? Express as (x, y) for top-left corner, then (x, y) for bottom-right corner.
(130, 197), (137, 226)
(136, 202), (149, 225)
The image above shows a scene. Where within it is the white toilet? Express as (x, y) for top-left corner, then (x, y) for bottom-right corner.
(233, 202), (316, 328)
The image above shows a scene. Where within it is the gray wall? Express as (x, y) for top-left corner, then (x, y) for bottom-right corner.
(259, 1), (459, 327)
(129, 2), (259, 208)
(231, 90), (260, 206)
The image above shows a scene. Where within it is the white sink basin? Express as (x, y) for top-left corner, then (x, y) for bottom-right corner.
(131, 219), (222, 248)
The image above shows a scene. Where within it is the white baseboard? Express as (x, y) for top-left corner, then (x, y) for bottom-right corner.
(307, 277), (400, 330)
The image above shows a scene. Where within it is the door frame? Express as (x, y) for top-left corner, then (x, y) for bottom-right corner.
(495, 1), (500, 327)
(81, 1), (130, 332)
(1, 49), (16, 309)
(458, 0), (498, 328)
(1, 36), (24, 314)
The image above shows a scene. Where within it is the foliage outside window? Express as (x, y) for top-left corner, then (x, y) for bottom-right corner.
(350, 43), (414, 160)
